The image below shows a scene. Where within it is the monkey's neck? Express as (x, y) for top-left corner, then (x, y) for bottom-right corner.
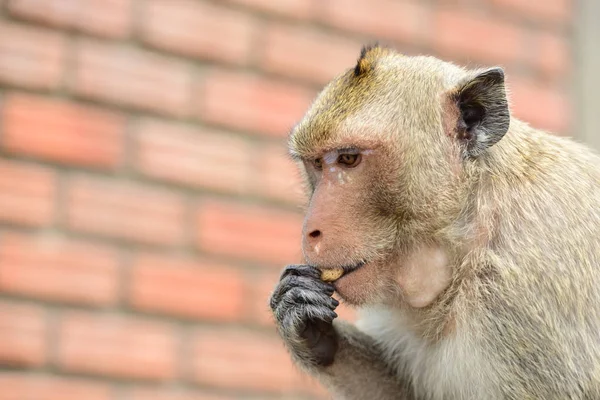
(447, 120), (546, 262)
(456, 118), (567, 259)
(479, 119), (553, 180)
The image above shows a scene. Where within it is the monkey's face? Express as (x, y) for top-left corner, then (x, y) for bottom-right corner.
(289, 72), (463, 305)
(299, 143), (402, 305)
(290, 82), (463, 305)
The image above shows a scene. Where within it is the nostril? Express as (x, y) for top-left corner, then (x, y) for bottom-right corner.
(308, 230), (322, 239)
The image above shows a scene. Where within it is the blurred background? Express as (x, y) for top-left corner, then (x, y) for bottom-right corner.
(0, 0), (597, 399)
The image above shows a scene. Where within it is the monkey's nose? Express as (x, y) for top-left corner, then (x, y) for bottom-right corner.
(305, 229), (322, 254)
(308, 229), (322, 239)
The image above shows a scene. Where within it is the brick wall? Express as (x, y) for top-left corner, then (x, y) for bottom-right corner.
(0, 0), (574, 399)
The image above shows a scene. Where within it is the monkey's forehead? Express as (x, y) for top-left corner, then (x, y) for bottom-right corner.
(288, 72), (378, 158)
(289, 57), (463, 158)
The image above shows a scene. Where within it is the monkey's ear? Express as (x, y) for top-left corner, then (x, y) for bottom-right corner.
(452, 67), (510, 157)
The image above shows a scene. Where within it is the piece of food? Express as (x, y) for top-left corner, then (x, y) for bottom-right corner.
(320, 267), (344, 282)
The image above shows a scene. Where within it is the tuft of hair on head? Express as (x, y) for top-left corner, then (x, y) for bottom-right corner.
(354, 43), (387, 77)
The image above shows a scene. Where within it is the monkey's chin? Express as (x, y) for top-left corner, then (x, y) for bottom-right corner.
(333, 261), (380, 306)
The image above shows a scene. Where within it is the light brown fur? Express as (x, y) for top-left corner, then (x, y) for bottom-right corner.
(276, 45), (600, 399)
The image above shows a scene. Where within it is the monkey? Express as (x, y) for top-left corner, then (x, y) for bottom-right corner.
(269, 44), (600, 400)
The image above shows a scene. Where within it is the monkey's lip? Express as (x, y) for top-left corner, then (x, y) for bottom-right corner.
(340, 260), (367, 274)
(319, 260), (366, 275)
(314, 260), (367, 280)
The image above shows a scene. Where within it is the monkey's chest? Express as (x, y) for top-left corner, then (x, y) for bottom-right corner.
(357, 308), (498, 400)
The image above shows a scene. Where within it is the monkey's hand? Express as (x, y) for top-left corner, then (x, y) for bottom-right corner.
(270, 264), (339, 368)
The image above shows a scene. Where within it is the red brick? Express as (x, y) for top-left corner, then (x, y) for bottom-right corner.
(198, 70), (314, 138)
(530, 31), (570, 80)
(261, 23), (361, 85)
(433, 9), (524, 65)
(124, 387), (234, 400)
(0, 160), (55, 227)
(66, 176), (185, 245)
(253, 143), (306, 204)
(72, 40), (192, 117)
(0, 22), (65, 89)
(196, 200), (303, 266)
(321, 0), (426, 44)
(0, 373), (112, 400)
(141, 0), (257, 65)
(490, 0), (571, 25)
(226, 0), (313, 19)
(190, 329), (298, 393)
(7, 0), (132, 38)
(0, 302), (46, 367)
(130, 253), (245, 321)
(2, 93), (125, 169)
(248, 270), (279, 326)
(135, 119), (253, 194)
(0, 232), (119, 306)
(507, 78), (571, 134)
(58, 312), (176, 380)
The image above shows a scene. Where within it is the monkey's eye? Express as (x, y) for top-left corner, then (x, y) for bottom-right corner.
(313, 158), (323, 170)
(337, 153), (361, 168)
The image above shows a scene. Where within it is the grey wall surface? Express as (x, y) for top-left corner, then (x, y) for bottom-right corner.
(575, 0), (600, 150)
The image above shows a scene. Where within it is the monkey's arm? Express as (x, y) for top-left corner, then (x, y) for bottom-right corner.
(270, 265), (413, 400)
(318, 320), (413, 400)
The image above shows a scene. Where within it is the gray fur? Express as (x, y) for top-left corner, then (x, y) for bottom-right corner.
(271, 46), (600, 399)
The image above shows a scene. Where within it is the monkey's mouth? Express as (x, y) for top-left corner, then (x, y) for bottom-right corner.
(341, 259), (367, 274)
(312, 259), (368, 279)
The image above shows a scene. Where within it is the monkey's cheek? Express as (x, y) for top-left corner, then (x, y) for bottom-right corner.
(332, 265), (378, 306)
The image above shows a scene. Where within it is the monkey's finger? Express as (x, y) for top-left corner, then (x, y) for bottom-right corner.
(275, 298), (338, 325)
(281, 287), (339, 309)
(279, 305), (338, 333)
(288, 287), (339, 309)
(281, 274), (334, 294)
(270, 275), (334, 308)
(280, 264), (321, 280)
(304, 305), (338, 323)
(271, 288), (336, 323)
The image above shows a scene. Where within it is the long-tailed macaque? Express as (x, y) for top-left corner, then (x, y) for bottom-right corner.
(270, 45), (600, 399)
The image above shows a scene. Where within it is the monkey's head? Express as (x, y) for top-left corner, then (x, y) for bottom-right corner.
(289, 45), (510, 306)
